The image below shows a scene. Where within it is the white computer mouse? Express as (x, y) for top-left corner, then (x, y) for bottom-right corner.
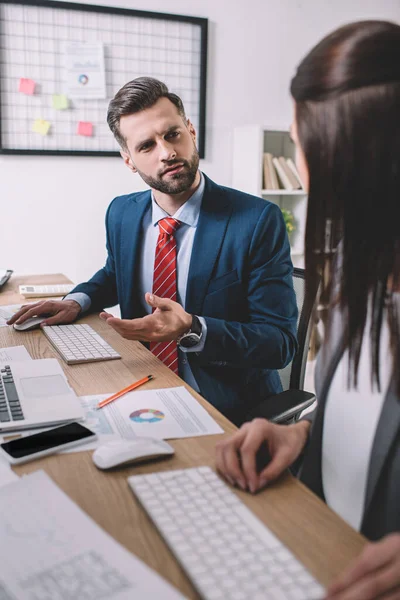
(13, 316), (47, 331)
(92, 437), (175, 470)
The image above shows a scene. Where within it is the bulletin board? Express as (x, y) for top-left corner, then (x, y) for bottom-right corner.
(0, 0), (208, 157)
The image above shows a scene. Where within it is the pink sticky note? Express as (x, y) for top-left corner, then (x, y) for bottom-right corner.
(19, 78), (36, 95)
(77, 121), (93, 137)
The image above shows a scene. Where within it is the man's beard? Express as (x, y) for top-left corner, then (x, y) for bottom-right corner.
(136, 146), (200, 194)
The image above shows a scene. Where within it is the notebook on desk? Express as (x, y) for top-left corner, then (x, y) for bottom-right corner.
(0, 359), (83, 432)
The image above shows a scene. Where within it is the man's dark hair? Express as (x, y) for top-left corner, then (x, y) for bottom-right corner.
(107, 77), (187, 149)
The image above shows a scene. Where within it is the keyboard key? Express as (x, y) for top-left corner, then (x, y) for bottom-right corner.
(3, 381), (18, 401)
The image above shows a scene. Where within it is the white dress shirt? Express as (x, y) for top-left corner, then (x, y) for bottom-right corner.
(66, 173), (207, 392)
(322, 307), (392, 530)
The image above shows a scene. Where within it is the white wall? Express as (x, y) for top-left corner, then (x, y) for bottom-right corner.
(1, 0), (399, 283)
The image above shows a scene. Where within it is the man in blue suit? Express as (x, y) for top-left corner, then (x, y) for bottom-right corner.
(10, 78), (297, 424)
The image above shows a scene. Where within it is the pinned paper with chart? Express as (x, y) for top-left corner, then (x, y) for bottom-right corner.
(65, 42), (106, 99)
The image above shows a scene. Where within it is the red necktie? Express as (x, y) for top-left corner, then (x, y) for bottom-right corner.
(150, 217), (181, 373)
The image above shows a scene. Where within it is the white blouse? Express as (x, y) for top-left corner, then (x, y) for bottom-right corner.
(322, 309), (392, 530)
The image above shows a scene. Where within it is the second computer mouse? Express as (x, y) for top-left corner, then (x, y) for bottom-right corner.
(13, 316), (47, 331)
(92, 437), (175, 470)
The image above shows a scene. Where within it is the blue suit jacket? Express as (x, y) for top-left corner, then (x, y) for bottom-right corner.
(73, 175), (298, 424)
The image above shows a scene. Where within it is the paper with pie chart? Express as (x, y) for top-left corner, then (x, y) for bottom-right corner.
(65, 42), (106, 99)
(104, 386), (223, 440)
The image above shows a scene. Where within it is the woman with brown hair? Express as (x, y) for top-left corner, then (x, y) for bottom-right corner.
(216, 20), (400, 600)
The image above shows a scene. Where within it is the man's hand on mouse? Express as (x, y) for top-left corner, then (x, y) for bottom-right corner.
(215, 419), (311, 494)
(99, 293), (192, 342)
(7, 299), (81, 327)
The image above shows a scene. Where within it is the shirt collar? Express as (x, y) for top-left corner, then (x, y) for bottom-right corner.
(151, 171), (204, 228)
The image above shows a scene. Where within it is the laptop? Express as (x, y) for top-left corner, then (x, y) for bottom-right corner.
(0, 359), (84, 432)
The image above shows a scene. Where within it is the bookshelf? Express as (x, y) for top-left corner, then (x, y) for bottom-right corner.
(232, 125), (307, 267)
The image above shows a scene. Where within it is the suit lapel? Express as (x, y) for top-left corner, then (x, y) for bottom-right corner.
(362, 380), (400, 520)
(120, 190), (151, 318)
(185, 176), (232, 314)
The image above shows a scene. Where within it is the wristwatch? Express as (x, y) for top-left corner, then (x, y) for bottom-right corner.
(177, 315), (203, 349)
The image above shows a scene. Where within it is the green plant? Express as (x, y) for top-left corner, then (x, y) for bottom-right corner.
(280, 208), (295, 236)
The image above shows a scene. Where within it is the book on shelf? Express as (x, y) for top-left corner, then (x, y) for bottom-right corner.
(267, 153), (279, 189)
(262, 154), (304, 192)
(278, 157), (301, 190)
(286, 158), (304, 190)
(272, 157), (294, 190)
(263, 152), (279, 190)
(263, 153), (272, 189)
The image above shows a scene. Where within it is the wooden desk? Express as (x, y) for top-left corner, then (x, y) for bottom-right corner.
(0, 274), (366, 598)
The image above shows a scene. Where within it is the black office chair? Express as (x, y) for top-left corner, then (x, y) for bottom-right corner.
(246, 267), (317, 424)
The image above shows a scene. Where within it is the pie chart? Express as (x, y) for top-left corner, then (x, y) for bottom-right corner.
(129, 408), (165, 423)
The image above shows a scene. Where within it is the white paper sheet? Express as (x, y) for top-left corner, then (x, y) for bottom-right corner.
(0, 304), (38, 328)
(0, 470), (185, 599)
(0, 456), (19, 487)
(104, 386), (224, 440)
(65, 42), (106, 99)
(0, 304), (22, 327)
(0, 345), (32, 362)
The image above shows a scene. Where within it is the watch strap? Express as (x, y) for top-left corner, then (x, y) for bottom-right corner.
(177, 315), (203, 347)
(189, 315), (202, 336)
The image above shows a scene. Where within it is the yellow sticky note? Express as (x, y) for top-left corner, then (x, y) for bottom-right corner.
(52, 94), (68, 110)
(32, 119), (51, 136)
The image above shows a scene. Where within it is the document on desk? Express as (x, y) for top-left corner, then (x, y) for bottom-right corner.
(0, 303), (38, 328)
(0, 304), (22, 327)
(0, 456), (19, 487)
(0, 470), (186, 600)
(0, 303), (42, 327)
(68, 387), (223, 448)
(104, 386), (224, 440)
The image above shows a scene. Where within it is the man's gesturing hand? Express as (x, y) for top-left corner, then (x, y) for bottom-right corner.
(99, 293), (192, 342)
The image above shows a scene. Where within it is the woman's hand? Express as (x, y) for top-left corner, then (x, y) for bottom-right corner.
(326, 533), (400, 600)
(215, 418), (311, 493)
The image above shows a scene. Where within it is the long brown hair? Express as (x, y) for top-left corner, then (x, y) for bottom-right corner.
(291, 21), (400, 393)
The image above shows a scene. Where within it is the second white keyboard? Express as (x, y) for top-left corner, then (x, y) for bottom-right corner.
(19, 284), (75, 297)
(128, 466), (325, 600)
(43, 324), (121, 365)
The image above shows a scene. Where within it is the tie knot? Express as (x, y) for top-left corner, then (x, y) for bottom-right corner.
(158, 217), (181, 236)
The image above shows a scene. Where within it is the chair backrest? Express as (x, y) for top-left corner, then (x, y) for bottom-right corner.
(278, 267), (315, 392)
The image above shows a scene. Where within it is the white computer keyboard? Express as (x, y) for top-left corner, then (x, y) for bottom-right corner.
(128, 467), (325, 600)
(19, 284), (75, 298)
(43, 324), (121, 365)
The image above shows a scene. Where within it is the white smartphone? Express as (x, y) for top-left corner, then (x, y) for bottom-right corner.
(0, 422), (97, 465)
